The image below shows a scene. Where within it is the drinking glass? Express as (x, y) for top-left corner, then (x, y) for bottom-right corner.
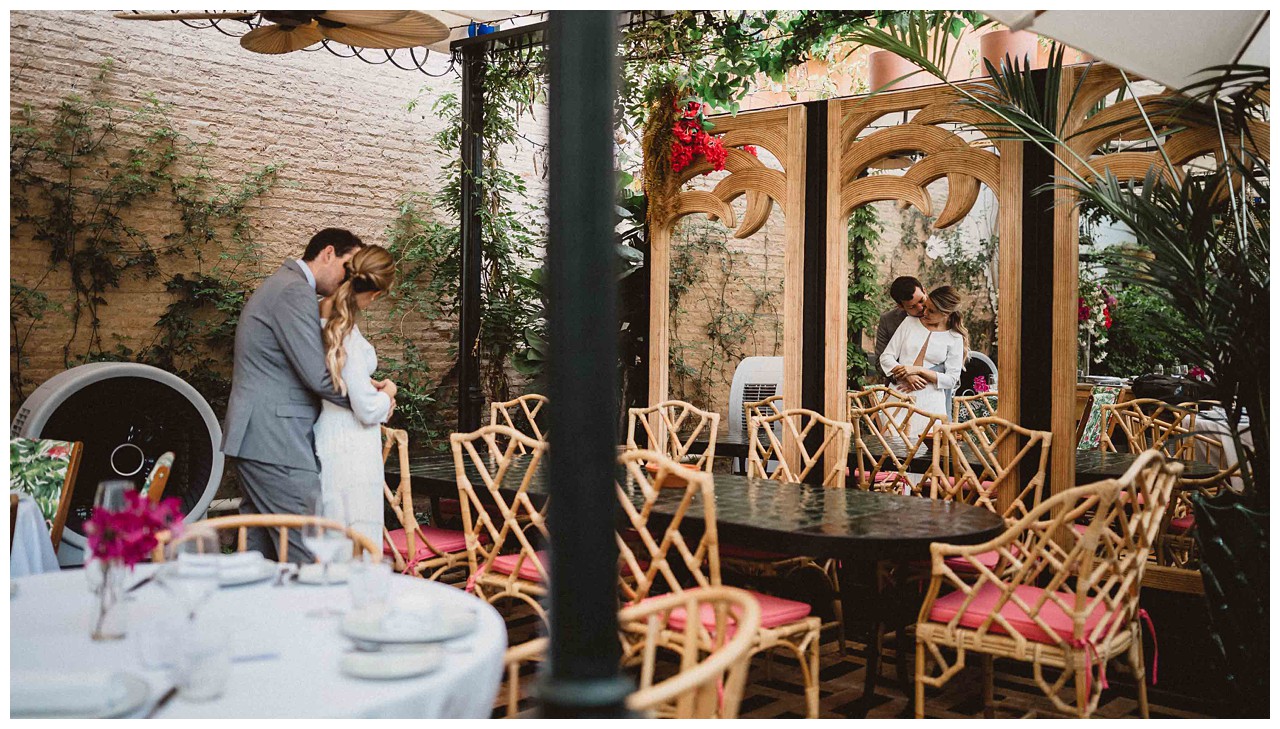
(174, 613), (231, 702)
(159, 527), (220, 620)
(302, 492), (352, 618)
(94, 479), (133, 511)
(348, 555), (392, 611)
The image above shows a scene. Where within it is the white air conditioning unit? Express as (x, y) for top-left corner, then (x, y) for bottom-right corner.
(728, 356), (785, 445)
(12, 363), (224, 566)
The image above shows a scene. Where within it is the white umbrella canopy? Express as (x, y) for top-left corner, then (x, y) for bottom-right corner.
(984, 9), (1269, 93)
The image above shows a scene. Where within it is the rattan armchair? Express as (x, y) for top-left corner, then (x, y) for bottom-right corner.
(380, 427), (470, 582)
(616, 449), (823, 718)
(501, 586), (762, 718)
(849, 400), (945, 494)
(153, 514), (380, 562)
(913, 450), (1180, 718)
(626, 399), (719, 472)
(452, 424), (550, 623)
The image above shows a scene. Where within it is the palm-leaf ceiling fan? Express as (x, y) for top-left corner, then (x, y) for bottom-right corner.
(114, 11), (449, 55)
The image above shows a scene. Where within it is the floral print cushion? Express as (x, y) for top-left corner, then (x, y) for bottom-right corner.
(956, 394), (998, 424)
(1078, 386), (1121, 450)
(10, 437), (76, 524)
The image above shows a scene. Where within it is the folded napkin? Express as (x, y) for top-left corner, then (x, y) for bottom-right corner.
(10, 671), (128, 715)
(177, 551), (265, 581)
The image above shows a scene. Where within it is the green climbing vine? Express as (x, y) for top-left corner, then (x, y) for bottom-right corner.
(847, 205), (884, 385)
(10, 59), (280, 414)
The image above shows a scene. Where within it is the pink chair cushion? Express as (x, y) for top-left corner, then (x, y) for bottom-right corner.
(383, 526), (478, 560)
(653, 588), (811, 638)
(1169, 514), (1195, 533)
(943, 545), (1017, 573)
(488, 551), (548, 582)
(928, 582), (1113, 645)
(853, 469), (898, 483)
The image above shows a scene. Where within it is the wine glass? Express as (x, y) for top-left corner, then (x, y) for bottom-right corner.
(302, 492), (352, 618)
(159, 526), (220, 621)
(94, 479), (133, 511)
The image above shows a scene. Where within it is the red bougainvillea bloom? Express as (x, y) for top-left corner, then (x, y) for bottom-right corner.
(84, 490), (184, 568)
(670, 99), (740, 175)
(1078, 297), (1092, 322)
(1188, 366), (1208, 381)
(1103, 306), (1112, 329)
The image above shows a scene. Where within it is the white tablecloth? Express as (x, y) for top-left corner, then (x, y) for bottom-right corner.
(10, 492), (60, 577)
(10, 565), (507, 718)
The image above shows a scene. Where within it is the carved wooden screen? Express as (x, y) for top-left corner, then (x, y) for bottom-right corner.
(826, 85), (1023, 489)
(648, 105), (806, 459)
(1049, 65), (1270, 494)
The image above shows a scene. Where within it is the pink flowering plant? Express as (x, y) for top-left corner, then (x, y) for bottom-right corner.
(84, 490), (184, 568)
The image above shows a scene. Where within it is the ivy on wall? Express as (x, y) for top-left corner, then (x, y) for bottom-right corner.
(10, 60), (280, 415)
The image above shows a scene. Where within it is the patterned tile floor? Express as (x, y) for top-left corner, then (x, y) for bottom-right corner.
(492, 606), (1220, 719)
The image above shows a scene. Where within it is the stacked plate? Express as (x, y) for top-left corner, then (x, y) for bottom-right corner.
(338, 599), (479, 680)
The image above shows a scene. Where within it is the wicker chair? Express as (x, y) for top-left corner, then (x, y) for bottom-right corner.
(1100, 398), (1237, 578)
(952, 392), (999, 424)
(452, 424), (550, 623)
(928, 417), (1052, 523)
(153, 514), (380, 562)
(847, 385), (912, 417)
(746, 407), (852, 488)
(436, 394), (549, 528)
(626, 399), (719, 472)
(849, 401), (946, 494)
(144, 451), (175, 504)
(617, 449), (823, 718)
(9, 437), (84, 551)
(502, 586), (761, 718)
(380, 427), (470, 582)
(490, 394), (549, 452)
(913, 450), (1180, 718)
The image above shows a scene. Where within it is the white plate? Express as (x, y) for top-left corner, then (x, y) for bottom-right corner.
(218, 561), (276, 587)
(297, 563), (349, 585)
(340, 604), (478, 645)
(11, 674), (150, 719)
(340, 647), (443, 680)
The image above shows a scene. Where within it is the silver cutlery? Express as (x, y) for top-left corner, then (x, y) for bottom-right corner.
(144, 686), (178, 718)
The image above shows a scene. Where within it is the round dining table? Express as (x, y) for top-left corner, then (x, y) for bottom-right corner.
(10, 564), (507, 718)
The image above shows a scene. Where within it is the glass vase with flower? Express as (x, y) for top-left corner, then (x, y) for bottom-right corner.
(82, 490), (183, 640)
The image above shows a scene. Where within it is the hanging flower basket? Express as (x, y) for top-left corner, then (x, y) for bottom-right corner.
(669, 100), (756, 175)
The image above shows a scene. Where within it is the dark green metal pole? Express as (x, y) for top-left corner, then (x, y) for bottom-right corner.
(457, 44), (485, 432)
(538, 10), (631, 718)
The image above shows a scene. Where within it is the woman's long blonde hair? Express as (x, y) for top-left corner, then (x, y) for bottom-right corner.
(928, 285), (970, 361)
(324, 245), (395, 395)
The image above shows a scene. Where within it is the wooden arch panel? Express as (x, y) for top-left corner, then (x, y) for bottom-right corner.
(826, 84), (1021, 488)
(647, 105), (806, 447)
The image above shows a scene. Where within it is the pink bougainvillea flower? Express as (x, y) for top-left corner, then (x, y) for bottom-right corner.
(84, 490), (184, 568)
(973, 375), (989, 393)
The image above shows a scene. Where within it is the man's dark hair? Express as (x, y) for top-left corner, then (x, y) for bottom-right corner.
(889, 276), (924, 304)
(302, 228), (364, 261)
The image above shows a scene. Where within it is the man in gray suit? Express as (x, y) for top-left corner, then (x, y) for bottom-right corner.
(874, 276), (929, 391)
(222, 228), (384, 562)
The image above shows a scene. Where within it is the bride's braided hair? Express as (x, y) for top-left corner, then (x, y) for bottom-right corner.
(323, 245), (395, 395)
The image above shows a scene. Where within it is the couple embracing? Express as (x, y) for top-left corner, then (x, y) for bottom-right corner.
(873, 276), (969, 436)
(221, 228), (398, 562)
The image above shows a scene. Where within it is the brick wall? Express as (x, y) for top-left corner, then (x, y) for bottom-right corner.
(9, 10), (548, 421)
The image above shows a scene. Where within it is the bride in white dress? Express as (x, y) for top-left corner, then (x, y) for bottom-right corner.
(314, 245), (398, 549)
(879, 285), (968, 439)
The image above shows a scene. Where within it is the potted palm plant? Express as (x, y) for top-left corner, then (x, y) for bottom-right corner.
(840, 12), (1268, 715)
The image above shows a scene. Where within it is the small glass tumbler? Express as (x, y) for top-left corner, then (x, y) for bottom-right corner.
(348, 557), (393, 611)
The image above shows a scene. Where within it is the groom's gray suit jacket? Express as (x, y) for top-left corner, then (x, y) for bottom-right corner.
(222, 261), (349, 471)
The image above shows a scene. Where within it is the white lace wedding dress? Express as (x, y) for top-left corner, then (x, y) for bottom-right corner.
(314, 322), (392, 550)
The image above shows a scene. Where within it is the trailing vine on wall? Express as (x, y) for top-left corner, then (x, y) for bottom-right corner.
(846, 205), (884, 384)
(10, 60), (280, 414)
